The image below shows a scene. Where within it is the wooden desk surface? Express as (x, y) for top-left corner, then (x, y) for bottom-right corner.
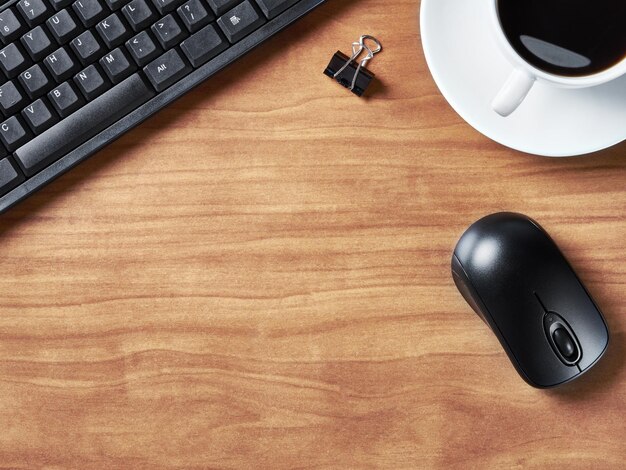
(0, 0), (625, 468)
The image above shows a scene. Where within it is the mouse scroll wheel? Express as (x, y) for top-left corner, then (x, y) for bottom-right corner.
(552, 328), (578, 360)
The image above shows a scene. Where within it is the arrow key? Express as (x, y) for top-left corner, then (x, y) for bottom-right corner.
(126, 30), (161, 66)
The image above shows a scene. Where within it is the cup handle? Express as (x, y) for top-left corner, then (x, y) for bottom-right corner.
(492, 68), (536, 117)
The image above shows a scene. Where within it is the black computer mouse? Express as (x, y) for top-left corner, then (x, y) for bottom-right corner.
(451, 212), (609, 388)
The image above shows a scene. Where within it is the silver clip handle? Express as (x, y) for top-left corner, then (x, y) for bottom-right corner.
(333, 35), (382, 91)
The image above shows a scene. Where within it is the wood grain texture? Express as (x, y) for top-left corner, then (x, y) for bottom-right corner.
(0, 0), (625, 468)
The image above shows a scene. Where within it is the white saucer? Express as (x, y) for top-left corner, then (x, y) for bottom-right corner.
(420, 0), (626, 157)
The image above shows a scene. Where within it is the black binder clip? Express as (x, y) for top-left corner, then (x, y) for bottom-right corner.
(324, 35), (382, 97)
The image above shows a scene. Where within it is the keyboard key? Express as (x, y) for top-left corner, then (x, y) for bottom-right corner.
(177, 0), (213, 33)
(0, 9), (25, 44)
(48, 80), (83, 117)
(143, 47), (189, 91)
(50, 0), (74, 10)
(21, 97), (57, 133)
(74, 63), (109, 99)
(180, 23), (226, 67)
(151, 14), (185, 50)
(254, 0), (298, 19)
(206, 0), (238, 16)
(16, 0), (51, 27)
(0, 157), (23, 196)
(47, 9), (78, 44)
(18, 63), (52, 98)
(99, 47), (135, 83)
(14, 73), (155, 176)
(217, 1), (265, 44)
(96, 13), (132, 49)
(44, 46), (79, 81)
(122, 0), (156, 32)
(0, 43), (28, 78)
(104, 0), (126, 10)
(0, 81), (26, 116)
(0, 115), (30, 150)
(21, 25), (54, 60)
(72, 0), (106, 27)
(18, 67), (50, 101)
(70, 30), (103, 65)
(126, 30), (160, 66)
(151, 0), (183, 15)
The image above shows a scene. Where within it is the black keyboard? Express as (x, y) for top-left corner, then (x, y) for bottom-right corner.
(0, 0), (325, 213)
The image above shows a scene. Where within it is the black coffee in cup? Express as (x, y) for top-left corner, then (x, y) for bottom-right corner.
(497, 0), (626, 77)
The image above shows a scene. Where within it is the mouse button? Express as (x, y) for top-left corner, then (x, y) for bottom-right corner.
(576, 315), (609, 371)
(524, 327), (579, 387)
(489, 299), (572, 386)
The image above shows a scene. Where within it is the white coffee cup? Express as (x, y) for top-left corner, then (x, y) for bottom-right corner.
(489, 0), (626, 117)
